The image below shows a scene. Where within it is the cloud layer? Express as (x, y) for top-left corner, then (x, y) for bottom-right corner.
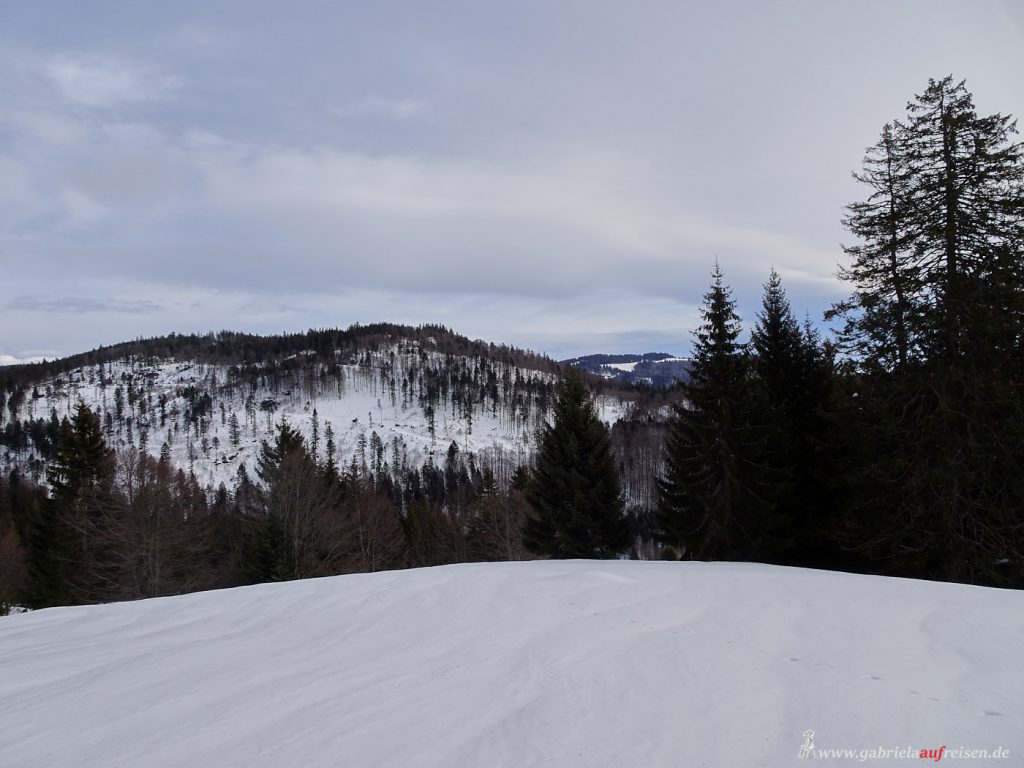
(1, 1), (1022, 360)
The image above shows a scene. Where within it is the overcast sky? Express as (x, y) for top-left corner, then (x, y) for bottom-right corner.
(2, 1), (1023, 363)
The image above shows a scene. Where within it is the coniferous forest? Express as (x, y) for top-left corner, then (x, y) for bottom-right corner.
(1, 76), (1022, 611)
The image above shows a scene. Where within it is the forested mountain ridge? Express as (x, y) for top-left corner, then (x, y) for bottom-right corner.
(0, 322), (560, 392)
(0, 324), (679, 607)
(0, 324), (671, 515)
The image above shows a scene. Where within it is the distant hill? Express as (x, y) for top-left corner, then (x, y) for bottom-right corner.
(0, 323), (561, 390)
(564, 353), (692, 387)
(0, 324), (641, 494)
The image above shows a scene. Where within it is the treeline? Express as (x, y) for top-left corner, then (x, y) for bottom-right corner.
(482, 75), (1024, 589)
(655, 76), (1024, 588)
(0, 405), (536, 610)
(0, 322), (564, 398)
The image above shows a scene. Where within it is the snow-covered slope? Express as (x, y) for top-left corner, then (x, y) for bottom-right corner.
(1, 561), (1019, 767)
(4, 346), (632, 489)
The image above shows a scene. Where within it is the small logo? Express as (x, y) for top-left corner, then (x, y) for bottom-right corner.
(799, 729), (816, 759)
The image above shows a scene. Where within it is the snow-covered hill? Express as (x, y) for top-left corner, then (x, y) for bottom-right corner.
(2, 342), (632, 490)
(0, 561), (1019, 767)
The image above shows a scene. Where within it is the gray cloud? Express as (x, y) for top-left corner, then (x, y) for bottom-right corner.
(1, 0), (1022, 360)
(330, 97), (428, 121)
(45, 54), (180, 107)
(8, 295), (163, 314)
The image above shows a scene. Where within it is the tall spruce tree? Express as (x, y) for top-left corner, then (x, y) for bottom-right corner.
(832, 76), (1024, 368)
(523, 368), (629, 558)
(49, 404), (114, 506)
(251, 422), (309, 581)
(657, 264), (783, 561)
(835, 77), (1024, 585)
(903, 77), (1024, 361)
(830, 123), (920, 369)
(27, 403), (117, 606)
(751, 272), (837, 566)
(752, 269), (804, 406)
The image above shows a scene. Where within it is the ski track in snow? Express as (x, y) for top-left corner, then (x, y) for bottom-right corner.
(0, 560), (1020, 767)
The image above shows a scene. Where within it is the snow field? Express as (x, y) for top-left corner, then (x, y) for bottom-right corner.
(0, 560), (1020, 767)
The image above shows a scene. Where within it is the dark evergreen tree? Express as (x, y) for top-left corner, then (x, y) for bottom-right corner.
(323, 421), (338, 479)
(255, 421), (306, 487)
(902, 77), (1024, 362)
(751, 269), (803, 406)
(48, 404), (114, 506)
(752, 273), (838, 566)
(832, 76), (1024, 367)
(749, 269), (801, 550)
(834, 77), (1024, 585)
(310, 408), (320, 459)
(657, 264), (783, 561)
(250, 422), (309, 581)
(523, 368), (629, 558)
(830, 123), (920, 369)
(19, 404), (117, 606)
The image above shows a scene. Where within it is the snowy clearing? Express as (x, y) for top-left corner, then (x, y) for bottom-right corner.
(606, 361), (638, 372)
(0, 561), (1020, 767)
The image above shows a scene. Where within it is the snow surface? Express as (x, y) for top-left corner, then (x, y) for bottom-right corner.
(606, 361), (638, 372)
(1, 561), (1020, 767)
